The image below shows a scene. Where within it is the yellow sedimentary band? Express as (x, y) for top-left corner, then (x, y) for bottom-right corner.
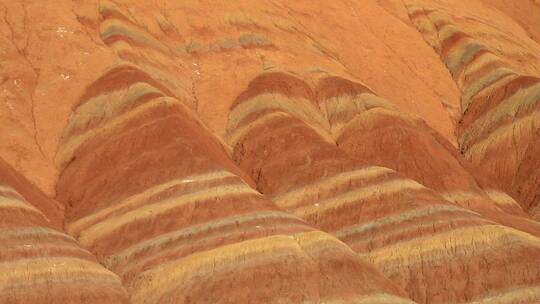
(226, 111), (290, 146)
(63, 82), (165, 140)
(294, 178), (428, 218)
(109, 39), (135, 55)
(128, 231), (330, 303)
(466, 285), (540, 304)
(1, 243), (92, 260)
(67, 170), (237, 236)
(78, 182), (262, 249)
(0, 197), (45, 217)
(351, 294), (417, 304)
(431, 18), (459, 42)
(425, 10), (452, 30)
(0, 184), (23, 200)
(322, 93), (395, 119)
(293, 230), (354, 254)
(99, 0), (134, 23)
(273, 166), (394, 210)
(321, 93), (396, 136)
(461, 81), (540, 148)
(0, 257), (122, 288)
(456, 51), (503, 87)
(0, 227), (77, 243)
(485, 189), (523, 209)
(461, 66), (516, 111)
(462, 73), (520, 115)
(56, 96), (183, 168)
(227, 93), (333, 143)
(337, 107), (421, 139)
(366, 224), (540, 272)
(334, 204), (480, 239)
(348, 216), (493, 254)
(437, 23), (488, 75)
(99, 18), (171, 54)
(439, 190), (487, 204)
(105, 210), (309, 272)
(465, 111), (540, 161)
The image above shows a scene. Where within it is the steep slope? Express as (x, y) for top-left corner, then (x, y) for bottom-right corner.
(0, 157), (129, 303)
(406, 0), (540, 220)
(55, 65), (414, 304)
(315, 75), (540, 235)
(1, 0), (461, 196)
(0, 1), (539, 303)
(226, 72), (540, 303)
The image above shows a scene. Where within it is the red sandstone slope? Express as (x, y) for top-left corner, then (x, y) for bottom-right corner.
(226, 72), (540, 303)
(1, 0), (540, 303)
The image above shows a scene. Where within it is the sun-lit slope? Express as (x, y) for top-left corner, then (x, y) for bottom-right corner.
(55, 65), (415, 304)
(226, 72), (540, 304)
(315, 75), (540, 235)
(0, 0), (461, 197)
(0, 157), (129, 303)
(406, 0), (540, 220)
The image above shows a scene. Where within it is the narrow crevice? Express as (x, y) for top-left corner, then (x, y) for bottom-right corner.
(2, 3), (46, 159)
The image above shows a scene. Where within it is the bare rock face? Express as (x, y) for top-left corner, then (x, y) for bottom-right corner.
(1, 0), (540, 303)
(54, 64), (412, 304)
(0, 157), (129, 303)
(226, 72), (540, 303)
(406, 0), (540, 220)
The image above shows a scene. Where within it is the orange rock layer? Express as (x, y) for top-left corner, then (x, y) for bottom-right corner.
(0, 1), (539, 303)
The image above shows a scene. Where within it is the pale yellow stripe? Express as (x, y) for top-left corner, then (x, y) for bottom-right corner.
(226, 111), (290, 146)
(78, 183), (262, 248)
(67, 170), (237, 235)
(128, 233), (313, 303)
(0, 184), (21, 198)
(349, 216), (493, 252)
(337, 107), (421, 139)
(0, 227), (76, 242)
(442, 33), (487, 76)
(104, 210), (305, 270)
(99, 18), (171, 54)
(322, 93), (396, 137)
(439, 190), (484, 203)
(57, 96), (183, 168)
(461, 66), (516, 112)
(273, 166), (394, 210)
(0, 197), (45, 216)
(484, 189), (523, 209)
(464, 73), (519, 109)
(109, 39), (134, 55)
(335, 204), (479, 239)
(461, 82), (540, 148)
(465, 110), (540, 160)
(0, 257), (121, 287)
(294, 178), (428, 218)
(227, 93), (333, 143)
(64, 82), (165, 140)
(352, 294), (417, 304)
(467, 285), (540, 303)
(366, 225), (540, 268)
(427, 11), (452, 36)
(99, 0), (134, 23)
(323, 93), (394, 117)
(457, 51), (502, 87)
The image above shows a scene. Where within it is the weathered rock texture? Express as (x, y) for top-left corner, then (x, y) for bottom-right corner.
(1, 0), (539, 303)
